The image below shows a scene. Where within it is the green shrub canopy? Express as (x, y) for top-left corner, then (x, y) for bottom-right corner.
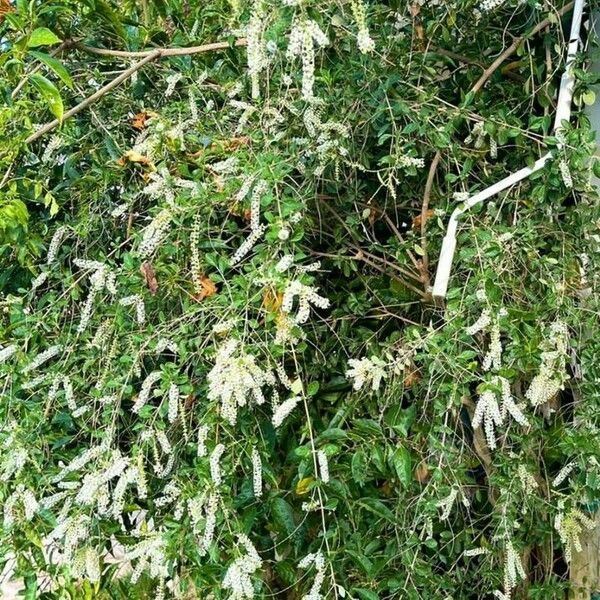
(0, 0), (599, 598)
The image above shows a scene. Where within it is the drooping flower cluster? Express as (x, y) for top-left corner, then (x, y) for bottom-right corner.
(132, 371), (162, 413)
(74, 259), (118, 333)
(346, 356), (387, 392)
(22, 344), (62, 374)
(207, 339), (275, 425)
(281, 280), (330, 324)
(138, 208), (172, 258)
(298, 551), (326, 600)
(231, 179), (269, 265)
(272, 395), (300, 428)
(222, 534), (262, 599)
(287, 18), (329, 100)
(525, 320), (570, 407)
(350, 0), (375, 53)
(500, 539), (526, 599)
(554, 502), (596, 563)
(246, 2), (267, 99)
(472, 376), (529, 450)
(119, 294), (146, 325)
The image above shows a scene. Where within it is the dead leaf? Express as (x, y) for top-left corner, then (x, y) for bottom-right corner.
(220, 136), (251, 151)
(414, 460), (430, 484)
(193, 275), (218, 302)
(412, 209), (435, 230)
(403, 368), (421, 387)
(184, 394), (196, 411)
(140, 261), (158, 295)
(132, 111), (150, 130)
(0, 0), (14, 21)
(116, 150), (156, 170)
(263, 288), (283, 313)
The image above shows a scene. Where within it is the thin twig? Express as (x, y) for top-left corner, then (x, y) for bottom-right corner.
(12, 40), (71, 100)
(382, 213), (422, 272)
(420, 150), (441, 292)
(73, 38), (246, 58)
(471, 1), (574, 94)
(25, 50), (161, 144)
(25, 38), (248, 145)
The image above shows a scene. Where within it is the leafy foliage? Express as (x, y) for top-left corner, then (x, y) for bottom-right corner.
(1, 0), (600, 598)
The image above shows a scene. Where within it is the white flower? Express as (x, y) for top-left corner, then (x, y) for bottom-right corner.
(317, 450), (329, 483)
(165, 72), (183, 97)
(298, 551), (326, 600)
(231, 224), (266, 265)
(207, 339), (274, 425)
(251, 447), (262, 497)
(466, 308), (491, 336)
(132, 371), (162, 413)
(200, 492), (219, 555)
(472, 376), (528, 450)
(210, 443), (226, 486)
(138, 209), (172, 259)
(275, 254), (294, 273)
(222, 534), (262, 599)
(345, 356), (387, 392)
(22, 344), (62, 374)
(197, 425), (210, 457)
(281, 280), (330, 324)
(552, 461), (576, 487)
(167, 383), (179, 423)
(272, 396), (300, 428)
(0, 345), (17, 364)
(120, 294), (146, 325)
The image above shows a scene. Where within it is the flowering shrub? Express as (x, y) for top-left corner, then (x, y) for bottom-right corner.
(1, 0), (600, 598)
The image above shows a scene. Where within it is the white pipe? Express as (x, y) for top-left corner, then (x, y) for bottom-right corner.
(432, 0), (586, 300)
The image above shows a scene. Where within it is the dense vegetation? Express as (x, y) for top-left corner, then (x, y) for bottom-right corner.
(1, 0), (599, 598)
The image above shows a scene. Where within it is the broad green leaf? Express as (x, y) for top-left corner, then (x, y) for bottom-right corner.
(30, 74), (63, 120)
(28, 51), (73, 88)
(271, 497), (296, 538)
(27, 27), (61, 48)
(391, 446), (412, 488)
(355, 589), (380, 600)
(582, 90), (596, 106)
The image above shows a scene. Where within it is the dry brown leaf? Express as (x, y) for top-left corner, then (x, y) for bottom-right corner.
(132, 111), (149, 130)
(193, 275), (218, 302)
(414, 460), (430, 484)
(116, 150), (156, 170)
(263, 288), (283, 313)
(220, 136), (251, 151)
(140, 261), (158, 295)
(0, 0), (14, 21)
(403, 368), (422, 388)
(412, 209), (435, 230)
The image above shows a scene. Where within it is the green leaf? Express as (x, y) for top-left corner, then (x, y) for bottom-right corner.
(357, 498), (395, 523)
(28, 51), (73, 88)
(271, 497), (296, 538)
(27, 27), (61, 48)
(354, 589), (380, 600)
(582, 90), (596, 106)
(30, 74), (63, 120)
(351, 450), (368, 486)
(391, 446), (412, 488)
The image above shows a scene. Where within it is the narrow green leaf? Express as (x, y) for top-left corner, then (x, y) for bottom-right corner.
(357, 497), (395, 523)
(28, 51), (73, 88)
(30, 74), (63, 121)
